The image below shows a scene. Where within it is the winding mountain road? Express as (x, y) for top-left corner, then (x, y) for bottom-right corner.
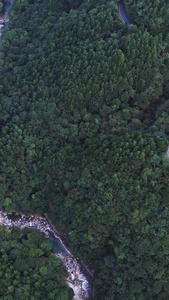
(119, 0), (131, 26)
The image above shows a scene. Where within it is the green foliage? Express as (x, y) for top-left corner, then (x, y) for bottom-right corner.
(0, 0), (169, 299)
(0, 227), (73, 299)
(124, 0), (169, 36)
(0, 1), (3, 11)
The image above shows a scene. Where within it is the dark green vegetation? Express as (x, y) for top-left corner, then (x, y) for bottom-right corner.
(0, 1), (3, 12)
(0, 0), (169, 299)
(124, 0), (169, 36)
(0, 227), (73, 299)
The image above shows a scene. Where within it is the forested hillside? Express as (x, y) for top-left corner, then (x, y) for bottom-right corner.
(124, 0), (169, 36)
(0, 227), (73, 299)
(0, 0), (169, 299)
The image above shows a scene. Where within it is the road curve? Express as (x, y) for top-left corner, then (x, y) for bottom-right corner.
(119, 0), (131, 26)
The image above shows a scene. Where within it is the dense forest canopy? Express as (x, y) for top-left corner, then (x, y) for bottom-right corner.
(0, 227), (73, 300)
(124, 0), (169, 37)
(0, 0), (169, 299)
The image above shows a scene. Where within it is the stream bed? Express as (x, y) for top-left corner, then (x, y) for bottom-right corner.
(0, 210), (90, 299)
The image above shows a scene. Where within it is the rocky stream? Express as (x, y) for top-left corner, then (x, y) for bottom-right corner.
(0, 210), (91, 299)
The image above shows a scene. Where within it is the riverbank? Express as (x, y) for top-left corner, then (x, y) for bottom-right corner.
(0, 0), (12, 39)
(0, 13), (8, 39)
(0, 210), (90, 300)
